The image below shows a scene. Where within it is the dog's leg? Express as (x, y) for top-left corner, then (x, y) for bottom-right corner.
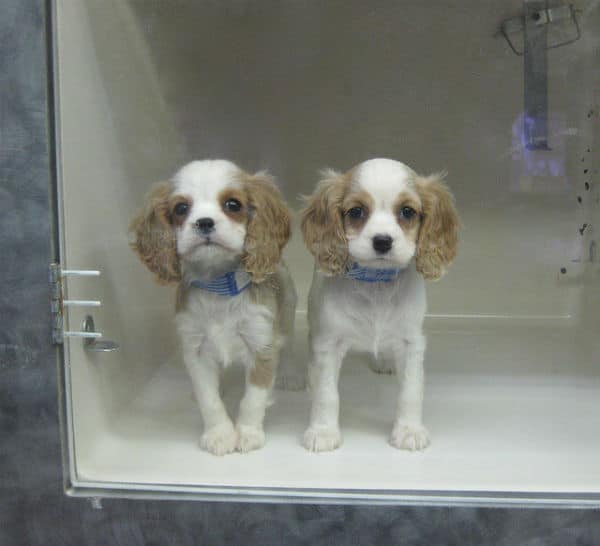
(389, 334), (430, 451)
(236, 351), (276, 452)
(303, 339), (348, 452)
(183, 343), (237, 456)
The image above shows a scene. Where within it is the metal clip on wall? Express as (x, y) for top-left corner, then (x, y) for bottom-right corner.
(49, 263), (119, 352)
(500, 2), (581, 150)
(500, 3), (580, 56)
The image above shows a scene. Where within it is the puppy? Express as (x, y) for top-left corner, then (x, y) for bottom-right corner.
(300, 158), (459, 452)
(130, 160), (296, 455)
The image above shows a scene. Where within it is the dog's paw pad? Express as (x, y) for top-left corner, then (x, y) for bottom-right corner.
(390, 424), (430, 451)
(236, 425), (266, 453)
(302, 426), (342, 452)
(200, 422), (237, 456)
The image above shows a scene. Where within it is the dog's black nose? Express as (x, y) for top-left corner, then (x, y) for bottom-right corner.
(196, 217), (215, 234)
(372, 234), (393, 254)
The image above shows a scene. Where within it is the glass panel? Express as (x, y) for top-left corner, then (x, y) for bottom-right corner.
(54, 0), (600, 502)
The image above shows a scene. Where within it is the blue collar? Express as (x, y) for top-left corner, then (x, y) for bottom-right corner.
(190, 269), (252, 296)
(345, 262), (403, 283)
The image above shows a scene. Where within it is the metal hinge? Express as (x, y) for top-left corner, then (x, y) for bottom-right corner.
(49, 263), (118, 351)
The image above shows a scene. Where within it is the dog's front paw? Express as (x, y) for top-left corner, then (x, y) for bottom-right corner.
(303, 426), (342, 452)
(200, 422), (237, 456)
(236, 425), (266, 453)
(389, 423), (430, 451)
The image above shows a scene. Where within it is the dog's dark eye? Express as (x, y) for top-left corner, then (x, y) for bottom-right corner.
(400, 206), (416, 220)
(224, 198), (242, 212)
(347, 206), (365, 219)
(174, 202), (189, 216)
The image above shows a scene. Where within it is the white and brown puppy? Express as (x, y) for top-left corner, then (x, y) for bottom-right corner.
(301, 158), (459, 452)
(130, 159), (296, 455)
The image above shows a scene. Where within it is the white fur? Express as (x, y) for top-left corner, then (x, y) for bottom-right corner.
(304, 158), (431, 452)
(177, 288), (275, 455)
(347, 158), (419, 268)
(169, 160), (293, 455)
(174, 160), (247, 268)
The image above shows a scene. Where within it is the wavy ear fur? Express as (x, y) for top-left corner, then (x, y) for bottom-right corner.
(241, 172), (292, 283)
(129, 181), (181, 284)
(300, 169), (350, 276)
(415, 173), (459, 280)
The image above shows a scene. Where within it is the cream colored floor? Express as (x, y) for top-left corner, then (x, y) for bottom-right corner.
(75, 317), (600, 498)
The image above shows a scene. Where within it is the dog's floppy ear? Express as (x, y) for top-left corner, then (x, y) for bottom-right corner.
(242, 172), (292, 283)
(300, 169), (349, 276)
(414, 173), (459, 280)
(129, 181), (181, 284)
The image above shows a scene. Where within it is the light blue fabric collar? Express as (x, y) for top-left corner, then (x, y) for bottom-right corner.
(190, 269), (252, 296)
(345, 262), (403, 283)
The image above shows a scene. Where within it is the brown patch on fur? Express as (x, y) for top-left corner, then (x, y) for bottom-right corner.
(168, 194), (193, 227)
(129, 182), (181, 284)
(247, 269), (289, 387)
(248, 265), (288, 330)
(240, 172), (292, 283)
(414, 174), (460, 280)
(342, 190), (374, 234)
(246, 265), (294, 387)
(393, 191), (422, 241)
(249, 352), (276, 388)
(300, 169), (352, 275)
(218, 188), (248, 224)
(393, 191), (421, 219)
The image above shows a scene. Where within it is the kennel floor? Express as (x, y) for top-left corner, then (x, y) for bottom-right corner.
(74, 318), (600, 496)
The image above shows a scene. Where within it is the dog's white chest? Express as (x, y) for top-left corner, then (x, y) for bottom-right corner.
(312, 267), (426, 357)
(204, 321), (244, 367)
(341, 287), (403, 354)
(177, 290), (273, 367)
